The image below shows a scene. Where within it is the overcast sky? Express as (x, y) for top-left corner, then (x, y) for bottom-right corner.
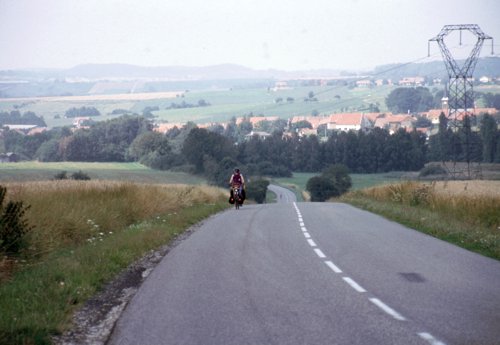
(0, 0), (499, 71)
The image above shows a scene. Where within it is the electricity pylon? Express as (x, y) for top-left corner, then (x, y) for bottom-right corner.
(429, 24), (494, 178)
(429, 24), (493, 127)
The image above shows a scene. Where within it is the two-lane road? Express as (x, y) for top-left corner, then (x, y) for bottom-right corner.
(267, 184), (297, 203)
(109, 190), (500, 345)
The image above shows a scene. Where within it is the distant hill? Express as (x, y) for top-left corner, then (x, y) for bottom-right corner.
(60, 63), (345, 81)
(1, 58), (499, 98)
(1, 63), (343, 82)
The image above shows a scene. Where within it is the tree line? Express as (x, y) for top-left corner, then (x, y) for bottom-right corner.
(1, 111), (499, 184)
(0, 111), (47, 127)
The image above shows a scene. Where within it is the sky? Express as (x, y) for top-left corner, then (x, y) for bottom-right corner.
(0, 0), (499, 71)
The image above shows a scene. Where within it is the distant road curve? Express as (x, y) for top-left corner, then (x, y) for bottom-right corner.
(267, 184), (297, 203)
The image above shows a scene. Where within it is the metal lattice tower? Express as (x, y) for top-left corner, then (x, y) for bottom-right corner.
(429, 24), (493, 128)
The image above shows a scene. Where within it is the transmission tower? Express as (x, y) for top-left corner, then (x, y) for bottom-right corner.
(428, 24), (494, 178)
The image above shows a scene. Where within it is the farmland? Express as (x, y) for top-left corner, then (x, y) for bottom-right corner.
(0, 162), (207, 184)
(0, 84), (396, 128)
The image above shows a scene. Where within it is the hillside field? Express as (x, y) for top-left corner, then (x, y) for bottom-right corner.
(0, 84), (397, 128)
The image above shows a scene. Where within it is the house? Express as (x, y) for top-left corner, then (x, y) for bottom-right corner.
(326, 113), (372, 132)
(423, 107), (498, 124)
(356, 79), (373, 88)
(290, 116), (330, 129)
(2, 124), (38, 134)
(0, 152), (19, 163)
(236, 116), (279, 126)
(154, 122), (186, 133)
(479, 76), (490, 83)
(73, 117), (92, 129)
(398, 77), (425, 86)
(272, 81), (290, 91)
(297, 128), (318, 137)
(27, 127), (47, 135)
(245, 131), (271, 140)
(373, 114), (415, 134)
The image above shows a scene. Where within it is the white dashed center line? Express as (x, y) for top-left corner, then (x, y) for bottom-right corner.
(292, 202), (446, 345)
(343, 277), (367, 293)
(369, 298), (406, 321)
(307, 239), (317, 247)
(418, 332), (447, 345)
(324, 260), (342, 273)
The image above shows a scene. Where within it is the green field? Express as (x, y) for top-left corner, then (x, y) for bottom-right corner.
(0, 84), (396, 128)
(272, 171), (407, 200)
(0, 162), (207, 184)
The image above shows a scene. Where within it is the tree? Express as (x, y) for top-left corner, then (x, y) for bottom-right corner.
(35, 139), (62, 162)
(291, 120), (312, 130)
(306, 164), (352, 202)
(182, 127), (234, 173)
(385, 87), (434, 113)
(204, 156), (240, 187)
(238, 119), (253, 137)
(0, 185), (32, 254)
(306, 176), (337, 202)
(128, 131), (170, 160)
(322, 164), (352, 195)
(246, 179), (270, 204)
(480, 114), (498, 162)
(482, 93), (500, 110)
(64, 106), (100, 118)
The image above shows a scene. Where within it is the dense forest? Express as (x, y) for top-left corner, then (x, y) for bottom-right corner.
(1, 112), (499, 186)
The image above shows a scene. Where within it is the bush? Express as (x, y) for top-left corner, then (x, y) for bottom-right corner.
(306, 164), (352, 202)
(71, 170), (91, 180)
(246, 179), (270, 204)
(0, 186), (33, 254)
(306, 176), (337, 202)
(53, 171), (68, 180)
(419, 164), (447, 177)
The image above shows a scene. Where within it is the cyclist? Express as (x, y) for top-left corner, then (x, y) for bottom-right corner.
(229, 168), (245, 202)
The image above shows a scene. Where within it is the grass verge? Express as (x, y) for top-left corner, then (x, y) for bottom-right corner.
(0, 181), (227, 345)
(340, 181), (500, 261)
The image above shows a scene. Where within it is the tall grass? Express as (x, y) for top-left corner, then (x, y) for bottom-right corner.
(341, 181), (500, 260)
(3, 181), (221, 258)
(0, 181), (227, 344)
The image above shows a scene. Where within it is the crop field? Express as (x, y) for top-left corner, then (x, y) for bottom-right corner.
(0, 180), (227, 344)
(432, 180), (500, 197)
(0, 91), (182, 103)
(0, 84), (396, 128)
(0, 162), (207, 184)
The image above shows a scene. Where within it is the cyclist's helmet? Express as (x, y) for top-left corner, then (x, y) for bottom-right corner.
(234, 168), (240, 174)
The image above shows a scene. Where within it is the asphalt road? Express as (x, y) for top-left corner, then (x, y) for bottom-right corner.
(108, 195), (500, 345)
(267, 184), (297, 203)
